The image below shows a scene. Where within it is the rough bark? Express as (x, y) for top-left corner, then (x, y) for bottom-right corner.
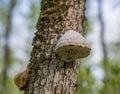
(26, 0), (86, 94)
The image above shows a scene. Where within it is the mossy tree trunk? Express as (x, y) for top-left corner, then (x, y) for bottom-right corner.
(25, 0), (86, 94)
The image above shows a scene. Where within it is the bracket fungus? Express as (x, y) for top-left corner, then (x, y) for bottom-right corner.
(54, 30), (91, 62)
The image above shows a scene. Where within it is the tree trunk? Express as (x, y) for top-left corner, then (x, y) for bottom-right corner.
(97, 0), (108, 94)
(2, 0), (15, 92)
(26, 0), (86, 94)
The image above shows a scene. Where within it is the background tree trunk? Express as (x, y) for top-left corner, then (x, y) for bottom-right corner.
(97, 0), (108, 94)
(26, 0), (86, 94)
(2, 0), (15, 92)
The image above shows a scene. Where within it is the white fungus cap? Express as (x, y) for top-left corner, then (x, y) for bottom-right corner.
(55, 30), (91, 62)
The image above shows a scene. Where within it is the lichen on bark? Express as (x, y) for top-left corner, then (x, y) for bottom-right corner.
(25, 0), (86, 94)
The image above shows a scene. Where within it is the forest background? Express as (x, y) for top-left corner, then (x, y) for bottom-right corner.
(0, 0), (120, 94)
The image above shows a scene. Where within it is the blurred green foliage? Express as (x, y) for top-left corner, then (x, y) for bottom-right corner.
(0, 77), (23, 94)
(77, 66), (95, 94)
